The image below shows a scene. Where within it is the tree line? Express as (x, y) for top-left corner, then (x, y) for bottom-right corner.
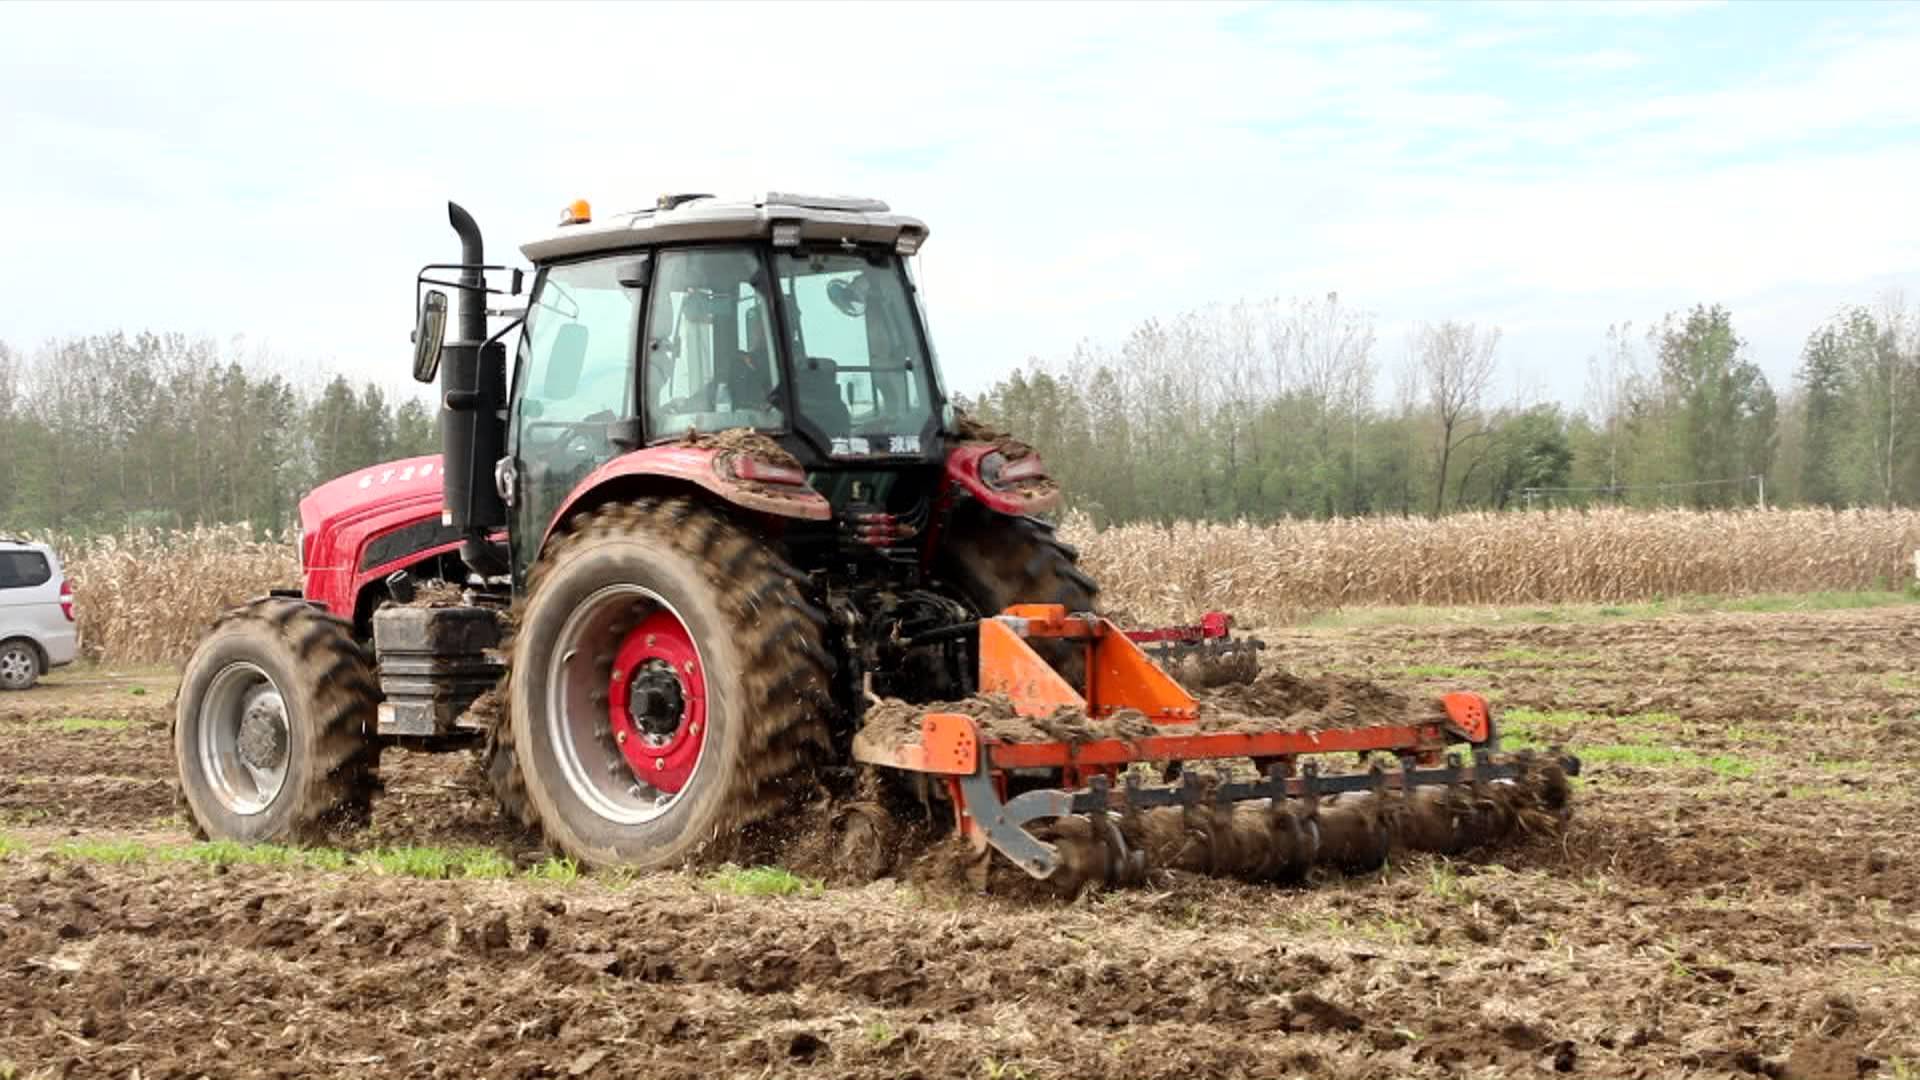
(3, 294), (1915, 535)
(0, 333), (436, 533)
(966, 294), (1918, 525)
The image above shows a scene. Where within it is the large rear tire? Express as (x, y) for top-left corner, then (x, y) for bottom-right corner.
(508, 498), (832, 869)
(172, 599), (381, 842)
(938, 503), (1100, 683)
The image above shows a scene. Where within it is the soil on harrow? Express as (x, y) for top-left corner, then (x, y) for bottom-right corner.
(1200, 668), (1448, 732)
(5, 604), (1920, 1078)
(860, 695), (1161, 751)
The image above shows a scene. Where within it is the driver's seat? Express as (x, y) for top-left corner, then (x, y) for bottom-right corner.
(795, 357), (851, 436)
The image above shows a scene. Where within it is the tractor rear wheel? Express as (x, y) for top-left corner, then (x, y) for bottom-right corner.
(939, 504), (1100, 683)
(508, 498), (832, 869)
(172, 598), (381, 842)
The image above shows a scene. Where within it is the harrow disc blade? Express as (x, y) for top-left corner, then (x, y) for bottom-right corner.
(1147, 639), (1265, 688)
(1035, 754), (1573, 897)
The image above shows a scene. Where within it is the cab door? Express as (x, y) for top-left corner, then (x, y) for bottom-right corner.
(507, 256), (646, 585)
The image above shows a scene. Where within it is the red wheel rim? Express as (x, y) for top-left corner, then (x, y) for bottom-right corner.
(605, 608), (707, 794)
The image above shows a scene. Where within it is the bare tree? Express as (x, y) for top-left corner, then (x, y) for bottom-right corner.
(1276, 292), (1376, 512)
(1288, 292), (1376, 418)
(1869, 291), (1913, 509)
(1584, 322), (1638, 494)
(1418, 320), (1500, 516)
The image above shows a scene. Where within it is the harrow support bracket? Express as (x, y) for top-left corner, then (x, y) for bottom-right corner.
(849, 712), (980, 776)
(981, 605), (1198, 722)
(1440, 691), (1492, 744)
(978, 617), (1083, 717)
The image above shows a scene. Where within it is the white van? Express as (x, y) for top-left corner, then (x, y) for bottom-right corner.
(0, 537), (77, 690)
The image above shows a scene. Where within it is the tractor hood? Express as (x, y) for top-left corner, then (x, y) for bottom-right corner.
(298, 455), (447, 568)
(300, 456), (445, 531)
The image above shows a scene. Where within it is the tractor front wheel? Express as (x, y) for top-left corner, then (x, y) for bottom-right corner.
(172, 599), (381, 842)
(508, 499), (831, 869)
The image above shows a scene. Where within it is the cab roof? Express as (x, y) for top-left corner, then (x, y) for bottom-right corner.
(519, 192), (929, 264)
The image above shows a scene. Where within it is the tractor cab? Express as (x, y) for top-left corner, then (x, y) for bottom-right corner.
(413, 193), (953, 587)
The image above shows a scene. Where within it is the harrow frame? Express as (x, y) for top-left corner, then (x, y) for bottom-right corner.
(853, 605), (1554, 881)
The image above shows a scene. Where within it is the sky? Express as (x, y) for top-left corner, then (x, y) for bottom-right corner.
(3, 0), (1917, 409)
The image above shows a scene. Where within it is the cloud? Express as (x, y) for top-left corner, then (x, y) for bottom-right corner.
(0, 0), (1913, 410)
(1557, 48), (1645, 72)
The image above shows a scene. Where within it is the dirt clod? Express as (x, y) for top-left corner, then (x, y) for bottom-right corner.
(1201, 668), (1445, 732)
(1783, 1037), (1860, 1080)
(675, 427), (801, 468)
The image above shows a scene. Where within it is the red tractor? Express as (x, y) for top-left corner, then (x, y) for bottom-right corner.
(175, 194), (1095, 868)
(175, 194), (1547, 882)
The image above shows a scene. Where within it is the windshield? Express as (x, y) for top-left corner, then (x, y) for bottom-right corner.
(775, 250), (937, 456)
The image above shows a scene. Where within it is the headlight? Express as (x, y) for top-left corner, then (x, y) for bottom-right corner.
(726, 455), (807, 487)
(979, 450), (1045, 490)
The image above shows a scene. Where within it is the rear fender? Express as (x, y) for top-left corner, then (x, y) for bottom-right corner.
(541, 444), (831, 551)
(943, 442), (1063, 516)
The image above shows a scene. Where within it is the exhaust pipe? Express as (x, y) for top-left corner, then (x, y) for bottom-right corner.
(439, 201), (509, 576)
(448, 202), (487, 344)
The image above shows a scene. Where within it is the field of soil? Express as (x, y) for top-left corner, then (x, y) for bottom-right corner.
(3, 601), (1918, 1079)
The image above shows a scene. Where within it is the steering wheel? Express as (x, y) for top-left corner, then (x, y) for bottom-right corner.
(522, 416), (609, 468)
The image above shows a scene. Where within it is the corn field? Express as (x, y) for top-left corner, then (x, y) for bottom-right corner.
(45, 507), (1920, 663)
(1062, 507), (1920, 627)
(57, 525), (297, 664)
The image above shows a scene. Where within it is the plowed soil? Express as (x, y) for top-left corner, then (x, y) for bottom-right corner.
(4, 603), (1920, 1078)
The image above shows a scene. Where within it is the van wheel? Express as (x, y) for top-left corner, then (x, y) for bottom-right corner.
(0, 640), (39, 691)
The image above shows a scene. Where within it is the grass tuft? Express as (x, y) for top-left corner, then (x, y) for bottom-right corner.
(358, 846), (515, 880)
(1580, 743), (1758, 778)
(58, 838), (153, 864)
(704, 864), (822, 898)
(1400, 664), (1493, 680)
(1425, 860), (1468, 902)
(526, 856), (581, 884)
(49, 716), (130, 733)
(29, 835), (574, 883)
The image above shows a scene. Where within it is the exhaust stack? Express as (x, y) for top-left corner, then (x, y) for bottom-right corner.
(439, 201), (509, 575)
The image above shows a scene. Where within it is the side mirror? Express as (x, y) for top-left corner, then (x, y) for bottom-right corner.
(412, 289), (449, 383)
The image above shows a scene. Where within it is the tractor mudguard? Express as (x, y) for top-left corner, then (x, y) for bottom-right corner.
(943, 442), (1063, 516)
(541, 444), (831, 551)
